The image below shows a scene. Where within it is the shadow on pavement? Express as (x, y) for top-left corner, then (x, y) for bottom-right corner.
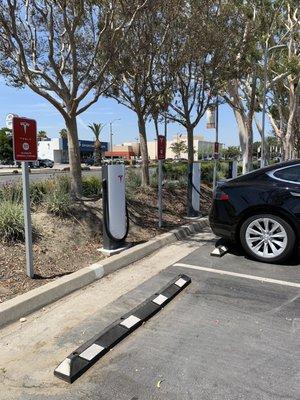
(215, 237), (300, 267)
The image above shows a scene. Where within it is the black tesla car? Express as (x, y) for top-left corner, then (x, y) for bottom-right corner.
(209, 160), (300, 263)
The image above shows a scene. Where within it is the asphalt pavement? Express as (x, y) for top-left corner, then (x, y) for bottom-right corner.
(0, 232), (299, 400)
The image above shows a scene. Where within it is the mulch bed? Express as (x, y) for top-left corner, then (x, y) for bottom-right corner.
(0, 185), (212, 303)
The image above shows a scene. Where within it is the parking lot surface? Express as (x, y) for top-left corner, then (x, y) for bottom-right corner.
(0, 234), (299, 400)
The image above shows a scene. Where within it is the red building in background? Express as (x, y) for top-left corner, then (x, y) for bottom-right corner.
(104, 143), (140, 160)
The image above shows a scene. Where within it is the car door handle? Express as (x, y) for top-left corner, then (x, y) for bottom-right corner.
(291, 192), (300, 197)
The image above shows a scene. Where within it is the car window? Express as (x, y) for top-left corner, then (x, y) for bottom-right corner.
(272, 165), (300, 183)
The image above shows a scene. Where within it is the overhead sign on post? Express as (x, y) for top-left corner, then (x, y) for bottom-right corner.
(12, 116), (38, 161)
(206, 107), (216, 129)
(157, 135), (166, 160)
(6, 113), (18, 130)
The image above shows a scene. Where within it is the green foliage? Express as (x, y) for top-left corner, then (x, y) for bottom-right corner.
(0, 128), (13, 164)
(0, 182), (23, 204)
(45, 190), (72, 217)
(59, 128), (68, 139)
(30, 180), (54, 206)
(163, 163), (188, 180)
(169, 140), (188, 158)
(88, 123), (105, 140)
(82, 176), (101, 197)
(0, 202), (26, 243)
(201, 163), (214, 183)
(55, 175), (71, 194)
(88, 123), (105, 166)
(150, 173), (158, 188)
(37, 130), (48, 140)
(126, 168), (142, 192)
(221, 146), (241, 160)
(166, 180), (179, 192)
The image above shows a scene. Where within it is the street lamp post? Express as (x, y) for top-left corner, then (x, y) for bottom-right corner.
(212, 97), (219, 191)
(261, 43), (287, 168)
(109, 118), (121, 161)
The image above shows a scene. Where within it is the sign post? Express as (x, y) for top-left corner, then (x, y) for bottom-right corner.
(157, 135), (166, 228)
(12, 116), (37, 278)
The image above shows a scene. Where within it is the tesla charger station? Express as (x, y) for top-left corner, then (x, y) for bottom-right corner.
(100, 164), (130, 256)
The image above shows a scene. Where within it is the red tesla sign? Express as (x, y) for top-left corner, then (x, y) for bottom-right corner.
(12, 117), (38, 162)
(157, 135), (166, 160)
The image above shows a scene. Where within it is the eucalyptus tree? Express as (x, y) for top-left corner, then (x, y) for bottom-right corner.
(0, 0), (149, 196)
(104, 0), (177, 185)
(266, 1), (300, 160)
(225, 0), (298, 172)
(164, 0), (247, 213)
(223, 1), (274, 173)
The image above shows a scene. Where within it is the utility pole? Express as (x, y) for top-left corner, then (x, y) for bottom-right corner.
(110, 122), (113, 161)
(212, 98), (219, 191)
(109, 118), (121, 162)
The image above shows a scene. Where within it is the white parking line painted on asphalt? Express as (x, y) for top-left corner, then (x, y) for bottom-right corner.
(173, 263), (300, 288)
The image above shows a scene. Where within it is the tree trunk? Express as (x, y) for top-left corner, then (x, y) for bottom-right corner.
(94, 139), (102, 166)
(283, 81), (298, 161)
(186, 124), (196, 217)
(153, 116), (159, 139)
(138, 115), (150, 186)
(65, 116), (82, 197)
(244, 117), (253, 172)
(228, 79), (254, 174)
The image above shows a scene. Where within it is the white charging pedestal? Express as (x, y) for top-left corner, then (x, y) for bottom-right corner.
(186, 162), (202, 220)
(99, 164), (131, 257)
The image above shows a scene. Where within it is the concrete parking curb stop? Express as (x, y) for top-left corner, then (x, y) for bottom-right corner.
(0, 217), (208, 328)
(54, 274), (191, 383)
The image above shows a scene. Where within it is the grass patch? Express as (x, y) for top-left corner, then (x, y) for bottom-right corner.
(82, 176), (101, 197)
(45, 190), (72, 217)
(0, 202), (26, 243)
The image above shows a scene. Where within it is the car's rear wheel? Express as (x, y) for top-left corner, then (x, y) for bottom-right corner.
(240, 214), (295, 263)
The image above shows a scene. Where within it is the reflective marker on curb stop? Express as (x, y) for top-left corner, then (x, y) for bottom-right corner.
(54, 274), (191, 383)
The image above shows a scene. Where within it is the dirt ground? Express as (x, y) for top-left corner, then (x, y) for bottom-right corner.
(0, 185), (212, 303)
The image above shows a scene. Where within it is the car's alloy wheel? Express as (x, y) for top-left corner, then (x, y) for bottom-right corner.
(240, 214), (295, 263)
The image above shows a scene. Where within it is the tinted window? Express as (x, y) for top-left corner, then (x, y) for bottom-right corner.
(273, 165), (300, 183)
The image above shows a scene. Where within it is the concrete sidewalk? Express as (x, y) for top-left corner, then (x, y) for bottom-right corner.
(0, 230), (214, 400)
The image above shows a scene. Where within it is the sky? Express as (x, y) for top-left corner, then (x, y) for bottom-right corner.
(0, 80), (265, 147)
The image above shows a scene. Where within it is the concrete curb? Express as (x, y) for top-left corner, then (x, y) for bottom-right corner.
(0, 217), (208, 328)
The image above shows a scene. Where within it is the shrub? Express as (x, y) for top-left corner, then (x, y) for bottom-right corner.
(150, 173), (158, 188)
(55, 175), (70, 194)
(126, 168), (142, 191)
(82, 176), (101, 197)
(0, 201), (25, 243)
(30, 180), (55, 206)
(0, 182), (23, 204)
(200, 162), (214, 183)
(178, 176), (187, 188)
(163, 163), (188, 180)
(45, 190), (72, 217)
(166, 180), (179, 192)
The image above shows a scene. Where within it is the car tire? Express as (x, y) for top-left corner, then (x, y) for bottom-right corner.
(240, 214), (296, 263)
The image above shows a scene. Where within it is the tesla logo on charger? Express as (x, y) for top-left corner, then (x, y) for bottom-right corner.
(118, 175), (123, 182)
